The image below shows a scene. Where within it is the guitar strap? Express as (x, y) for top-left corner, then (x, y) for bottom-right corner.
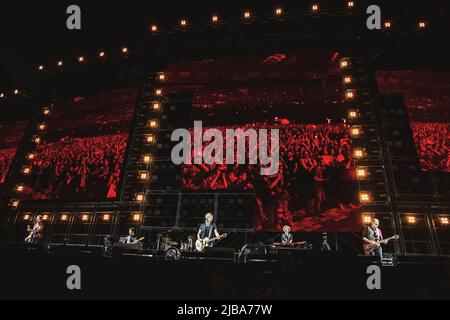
(207, 224), (214, 240)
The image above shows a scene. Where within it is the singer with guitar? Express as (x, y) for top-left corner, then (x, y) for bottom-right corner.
(25, 215), (44, 244)
(362, 218), (399, 257)
(196, 212), (226, 252)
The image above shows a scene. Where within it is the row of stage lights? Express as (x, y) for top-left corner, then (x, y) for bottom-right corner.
(362, 214), (450, 226)
(22, 212), (143, 223)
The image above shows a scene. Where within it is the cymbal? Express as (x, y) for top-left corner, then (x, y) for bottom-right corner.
(166, 241), (178, 246)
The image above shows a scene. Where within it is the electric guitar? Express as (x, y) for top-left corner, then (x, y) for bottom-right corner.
(132, 237), (145, 244)
(363, 235), (399, 255)
(195, 233), (227, 252)
(24, 231), (33, 243)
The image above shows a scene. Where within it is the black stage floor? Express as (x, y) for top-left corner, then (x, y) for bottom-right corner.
(1, 246), (449, 300)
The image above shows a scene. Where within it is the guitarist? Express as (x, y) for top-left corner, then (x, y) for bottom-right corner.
(197, 212), (221, 249)
(362, 218), (386, 257)
(122, 227), (137, 244)
(26, 215), (44, 244)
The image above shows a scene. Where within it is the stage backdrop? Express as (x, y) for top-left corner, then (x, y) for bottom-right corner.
(164, 50), (361, 232)
(23, 87), (138, 200)
(376, 71), (450, 173)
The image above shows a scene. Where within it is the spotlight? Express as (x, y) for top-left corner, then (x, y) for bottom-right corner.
(132, 213), (142, 222)
(135, 193), (145, 203)
(42, 214), (49, 221)
(146, 134), (156, 143)
(406, 216), (416, 224)
(340, 59), (350, 69)
(22, 166), (32, 175)
(151, 24), (158, 32)
(14, 89), (19, 95)
(439, 217), (449, 225)
(143, 154), (153, 164)
(384, 21), (392, 29)
(0, 93), (4, 98)
(359, 192), (371, 203)
(122, 47), (128, 54)
(152, 102), (161, 111)
(43, 107), (50, 115)
(347, 1), (355, 8)
(33, 136), (41, 144)
(351, 127), (361, 137)
(362, 214), (372, 225)
(16, 184), (25, 192)
(61, 214), (68, 221)
(418, 21), (427, 29)
(38, 65), (44, 71)
(27, 153), (36, 160)
(343, 76), (353, 84)
(78, 56), (85, 63)
(99, 51), (105, 58)
(24, 214), (30, 221)
(312, 4), (319, 12)
(155, 88), (163, 96)
(148, 120), (158, 129)
(38, 123), (46, 131)
(81, 214), (89, 222)
(57, 60), (63, 67)
(158, 73), (165, 81)
(244, 11), (251, 19)
(139, 172), (149, 180)
(212, 15), (219, 23)
(356, 168), (368, 179)
(348, 110), (358, 119)
(10, 199), (20, 208)
(345, 90), (356, 100)
(275, 7), (283, 16)
(180, 19), (187, 26)
(353, 148), (365, 159)
(102, 214), (111, 221)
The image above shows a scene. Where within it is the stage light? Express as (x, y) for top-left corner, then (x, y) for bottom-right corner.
(143, 154), (153, 164)
(212, 15), (219, 23)
(132, 213), (142, 222)
(99, 51), (105, 58)
(347, 1), (355, 8)
(354, 148), (365, 159)
(343, 76), (353, 84)
(61, 214), (68, 221)
(23, 214), (30, 221)
(351, 127), (361, 137)
(78, 56), (85, 63)
(244, 11), (251, 19)
(151, 24), (158, 32)
(152, 102), (161, 111)
(384, 21), (392, 29)
(148, 120), (158, 129)
(345, 90), (355, 100)
(102, 214), (111, 221)
(155, 88), (163, 96)
(38, 123), (46, 131)
(348, 110), (358, 119)
(38, 65), (44, 71)
(27, 153), (36, 160)
(81, 214), (89, 222)
(57, 60), (63, 67)
(33, 136), (41, 144)
(406, 216), (416, 224)
(356, 168), (368, 179)
(340, 59), (350, 69)
(418, 21), (426, 29)
(275, 7), (283, 16)
(42, 214), (49, 221)
(122, 47), (128, 54)
(10, 199), (20, 208)
(158, 73), (165, 81)
(146, 134), (156, 143)
(312, 4), (319, 12)
(439, 217), (449, 225)
(16, 184), (25, 192)
(0, 93), (5, 98)
(180, 19), (187, 26)
(139, 172), (149, 180)
(135, 193), (145, 203)
(359, 192), (371, 203)
(362, 215), (372, 225)
(43, 107), (50, 115)
(22, 166), (32, 175)
(14, 89), (19, 95)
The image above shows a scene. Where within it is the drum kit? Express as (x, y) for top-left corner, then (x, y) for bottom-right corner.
(159, 235), (193, 260)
